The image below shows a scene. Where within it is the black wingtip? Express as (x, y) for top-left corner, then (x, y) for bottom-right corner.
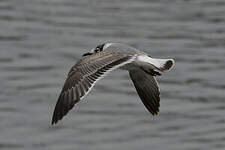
(51, 94), (64, 125)
(152, 109), (159, 116)
(51, 110), (64, 125)
(51, 120), (56, 125)
(51, 109), (56, 125)
(51, 109), (59, 125)
(51, 119), (59, 125)
(51, 114), (58, 125)
(146, 105), (159, 116)
(51, 92), (75, 125)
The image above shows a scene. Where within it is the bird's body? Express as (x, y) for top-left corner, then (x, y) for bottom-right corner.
(52, 43), (174, 124)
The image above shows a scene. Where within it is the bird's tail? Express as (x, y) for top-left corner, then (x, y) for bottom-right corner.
(137, 55), (175, 72)
(150, 58), (175, 71)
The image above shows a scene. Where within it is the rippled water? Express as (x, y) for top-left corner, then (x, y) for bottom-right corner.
(1, 0), (225, 150)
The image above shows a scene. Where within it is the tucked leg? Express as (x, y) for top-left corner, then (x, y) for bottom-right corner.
(140, 67), (161, 76)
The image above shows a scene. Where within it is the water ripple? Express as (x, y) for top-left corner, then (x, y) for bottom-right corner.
(0, 0), (225, 150)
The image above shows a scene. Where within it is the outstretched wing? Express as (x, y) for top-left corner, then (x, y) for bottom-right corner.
(129, 69), (160, 115)
(52, 51), (136, 124)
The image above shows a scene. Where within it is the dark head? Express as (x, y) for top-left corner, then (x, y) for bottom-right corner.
(82, 43), (105, 57)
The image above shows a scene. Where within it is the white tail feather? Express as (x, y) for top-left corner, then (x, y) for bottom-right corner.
(137, 55), (175, 71)
(151, 58), (174, 71)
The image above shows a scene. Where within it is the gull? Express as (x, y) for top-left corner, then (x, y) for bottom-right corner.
(52, 43), (174, 124)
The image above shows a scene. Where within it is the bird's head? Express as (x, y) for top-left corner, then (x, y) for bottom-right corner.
(82, 43), (106, 57)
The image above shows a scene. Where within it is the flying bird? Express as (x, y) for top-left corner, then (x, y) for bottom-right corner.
(52, 43), (174, 124)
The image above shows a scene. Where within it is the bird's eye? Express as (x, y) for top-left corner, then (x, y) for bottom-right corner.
(94, 44), (105, 53)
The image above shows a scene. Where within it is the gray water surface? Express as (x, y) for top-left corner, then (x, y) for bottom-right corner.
(1, 0), (225, 150)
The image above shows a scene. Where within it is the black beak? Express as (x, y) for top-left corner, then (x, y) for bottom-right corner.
(82, 52), (92, 57)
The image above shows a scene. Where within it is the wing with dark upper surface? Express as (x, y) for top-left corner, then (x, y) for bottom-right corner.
(129, 69), (160, 115)
(52, 50), (136, 124)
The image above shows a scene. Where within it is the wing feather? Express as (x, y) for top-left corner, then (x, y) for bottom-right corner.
(129, 69), (160, 115)
(52, 52), (135, 124)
